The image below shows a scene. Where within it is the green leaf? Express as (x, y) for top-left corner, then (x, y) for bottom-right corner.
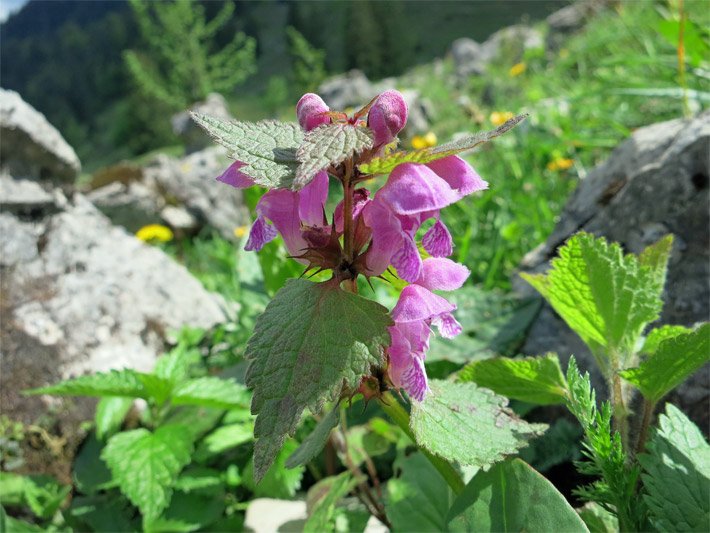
(246, 279), (391, 482)
(101, 424), (194, 522)
(286, 407), (340, 469)
(171, 376), (250, 409)
(68, 495), (136, 533)
(73, 433), (114, 494)
(521, 233), (665, 369)
(173, 467), (223, 494)
(458, 353), (567, 405)
(303, 472), (360, 533)
(639, 404), (710, 531)
(518, 418), (582, 472)
(577, 502), (619, 533)
(154, 344), (201, 386)
(95, 397), (133, 441)
(641, 324), (692, 355)
(25, 369), (167, 401)
(244, 440), (304, 498)
(358, 114), (527, 175)
(190, 113), (302, 189)
(0, 507), (44, 533)
(638, 234), (673, 287)
(410, 380), (546, 467)
(447, 459), (588, 532)
(295, 123), (373, 188)
(386, 452), (454, 532)
(620, 324), (710, 403)
(147, 491), (225, 533)
(0, 473), (70, 521)
(194, 422), (254, 461)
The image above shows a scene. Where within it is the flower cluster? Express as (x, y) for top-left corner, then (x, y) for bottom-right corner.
(216, 91), (488, 401)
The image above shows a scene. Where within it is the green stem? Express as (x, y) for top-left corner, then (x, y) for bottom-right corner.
(635, 398), (656, 457)
(379, 391), (465, 495)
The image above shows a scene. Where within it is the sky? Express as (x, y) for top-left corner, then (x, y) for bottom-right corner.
(0, 0), (28, 23)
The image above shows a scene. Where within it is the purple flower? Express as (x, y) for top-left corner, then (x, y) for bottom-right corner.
(296, 93), (331, 132)
(368, 90), (408, 148)
(387, 258), (469, 401)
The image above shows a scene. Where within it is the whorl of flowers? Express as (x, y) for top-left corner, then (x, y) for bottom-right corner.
(215, 90), (489, 402)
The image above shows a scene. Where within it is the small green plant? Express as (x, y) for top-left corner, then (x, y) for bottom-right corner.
(287, 27), (327, 94)
(124, 0), (256, 110)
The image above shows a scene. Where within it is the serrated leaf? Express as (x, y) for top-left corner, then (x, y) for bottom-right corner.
(154, 345), (201, 386)
(286, 407), (340, 469)
(639, 403), (710, 531)
(521, 232), (665, 368)
(386, 452), (454, 532)
(304, 472), (360, 533)
(25, 370), (170, 403)
(95, 397), (133, 441)
(410, 380), (546, 467)
(295, 123), (373, 188)
(194, 422), (254, 461)
(190, 113), (302, 189)
(246, 279), (392, 482)
(101, 424), (194, 522)
(638, 234), (673, 287)
(447, 459), (588, 532)
(458, 353), (567, 405)
(171, 376), (250, 409)
(244, 440), (304, 498)
(620, 324), (710, 403)
(358, 114), (527, 175)
(641, 324), (692, 355)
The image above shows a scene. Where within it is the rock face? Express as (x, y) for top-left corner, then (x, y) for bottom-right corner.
(1, 189), (230, 422)
(171, 93), (233, 154)
(0, 88), (80, 182)
(517, 112), (710, 425)
(87, 146), (249, 239)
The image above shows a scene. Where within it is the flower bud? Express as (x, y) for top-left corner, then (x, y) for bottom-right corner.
(367, 90), (408, 146)
(296, 93), (330, 131)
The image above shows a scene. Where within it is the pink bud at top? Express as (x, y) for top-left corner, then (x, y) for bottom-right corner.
(368, 90), (408, 146)
(296, 93), (331, 131)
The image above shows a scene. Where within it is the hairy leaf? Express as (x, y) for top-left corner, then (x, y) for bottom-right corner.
(638, 234), (673, 287)
(521, 233), (666, 370)
(245, 279), (391, 481)
(304, 472), (360, 533)
(171, 376), (250, 409)
(458, 353), (567, 405)
(386, 453), (454, 532)
(286, 407), (340, 469)
(639, 403), (710, 531)
(190, 113), (302, 189)
(95, 397), (133, 441)
(447, 459), (588, 532)
(410, 380), (546, 467)
(620, 324), (709, 403)
(358, 114), (526, 175)
(641, 324), (691, 356)
(295, 123), (373, 188)
(101, 425), (193, 522)
(25, 370), (169, 402)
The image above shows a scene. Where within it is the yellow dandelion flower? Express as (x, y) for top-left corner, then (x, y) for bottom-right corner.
(547, 158), (574, 172)
(509, 62), (526, 77)
(490, 111), (514, 126)
(411, 131), (437, 150)
(234, 225), (248, 238)
(136, 224), (173, 243)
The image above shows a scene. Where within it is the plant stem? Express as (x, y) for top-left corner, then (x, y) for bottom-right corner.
(342, 159), (355, 263)
(379, 391), (465, 495)
(634, 398), (656, 456)
(611, 372), (630, 451)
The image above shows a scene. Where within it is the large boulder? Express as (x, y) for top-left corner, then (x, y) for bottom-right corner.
(517, 112), (710, 426)
(87, 146), (249, 239)
(0, 88), (80, 182)
(0, 186), (231, 426)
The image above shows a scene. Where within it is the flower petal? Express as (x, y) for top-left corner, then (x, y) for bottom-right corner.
(391, 284), (455, 323)
(427, 155), (488, 198)
(298, 171), (329, 226)
(217, 161), (255, 189)
(296, 93), (330, 131)
(377, 163), (460, 215)
(431, 312), (463, 338)
(257, 189), (305, 259)
(387, 326), (429, 402)
(416, 258), (470, 291)
(368, 90), (408, 146)
(244, 214), (278, 251)
(391, 232), (423, 282)
(361, 200), (403, 277)
(422, 219), (453, 257)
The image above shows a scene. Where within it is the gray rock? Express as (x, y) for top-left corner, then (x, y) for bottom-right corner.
(87, 147), (249, 240)
(518, 112), (710, 426)
(451, 38), (487, 78)
(0, 88), (80, 182)
(0, 171), (57, 217)
(1, 194), (230, 424)
(545, 0), (609, 51)
(172, 93), (233, 154)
